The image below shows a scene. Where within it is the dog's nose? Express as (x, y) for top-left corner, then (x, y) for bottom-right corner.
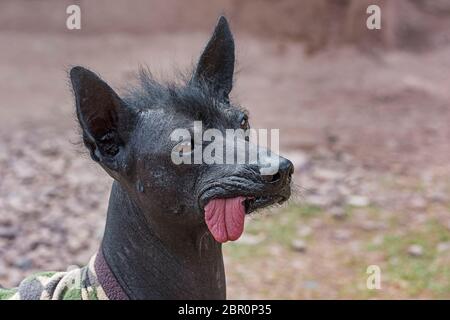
(261, 157), (294, 183)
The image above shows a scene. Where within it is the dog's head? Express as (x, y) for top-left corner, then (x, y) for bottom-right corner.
(70, 17), (293, 243)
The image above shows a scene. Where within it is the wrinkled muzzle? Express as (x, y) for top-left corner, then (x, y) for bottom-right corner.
(198, 132), (294, 243)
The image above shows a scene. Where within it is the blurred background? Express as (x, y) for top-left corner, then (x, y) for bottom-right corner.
(1, 0), (450, 299)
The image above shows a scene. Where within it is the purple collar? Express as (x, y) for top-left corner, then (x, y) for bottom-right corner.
(94, 249), (129, 300)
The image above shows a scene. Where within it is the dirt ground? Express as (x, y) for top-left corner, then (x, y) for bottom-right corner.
(1, 2), (450, 299)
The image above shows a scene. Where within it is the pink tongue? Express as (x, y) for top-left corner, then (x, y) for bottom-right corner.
(204, 197), (246, 243)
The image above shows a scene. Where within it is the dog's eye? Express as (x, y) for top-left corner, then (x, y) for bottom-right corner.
(173, 140), (193, 156)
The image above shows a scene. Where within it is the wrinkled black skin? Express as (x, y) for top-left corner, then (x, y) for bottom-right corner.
(70, 17), (293, 300)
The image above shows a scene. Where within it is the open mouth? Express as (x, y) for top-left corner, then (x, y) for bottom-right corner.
(202, 193), (288, 244)
(243, 195), (287, 214)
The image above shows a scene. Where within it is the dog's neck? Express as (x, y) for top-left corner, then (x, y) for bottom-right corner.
(100, 181), (226, 299)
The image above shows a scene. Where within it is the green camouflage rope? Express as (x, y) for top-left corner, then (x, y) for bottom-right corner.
(0, 254), (108, 300)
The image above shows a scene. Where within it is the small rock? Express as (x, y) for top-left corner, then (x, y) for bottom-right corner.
(347, 195), (369, 207)
(329, 206), (347, 220)
(66, 264), (81, 272)
(427, 191), (448, 203)
(6, 195), (26, 211)
(313, 168), (343, 181)
(14, 257), (33, 270)
(302, 280), (318, 290)
(0, 226), (18, 240)
(409, 196), (426, 210)
(305, 195), (332, 208)
(336, 185), (351, 197)
(407, 244), (424, 257)
(49, 158), (66, 176)
(333, 229), (351, 241)
(68, 238), (88, 253)
(371, 235), (384, 246)
(437, 242), (450, 253)
(12, 160), (36, 181)
(39, 139), (60, 156)
(291, 239), (307, 252)
(296, 225), (312, 237)
(268, 245), (283, 256)
(360, 221), (385, 231)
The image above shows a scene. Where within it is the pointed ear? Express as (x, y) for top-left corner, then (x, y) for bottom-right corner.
(192, 16), (235, 101)
(70, 66), (135, 170)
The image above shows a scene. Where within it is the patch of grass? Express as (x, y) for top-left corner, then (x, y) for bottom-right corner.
(335, 216), (450, 299)
(226, 203), (450, 299)
(343, 203), (382, 220)
(370, 219), (450, 297)
(249, 204), (321, 245)
(224, 240), (268, 260)
(224, 204), (322, 260)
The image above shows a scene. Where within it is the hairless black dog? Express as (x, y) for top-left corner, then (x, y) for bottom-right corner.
(0, 16), (293, 300)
